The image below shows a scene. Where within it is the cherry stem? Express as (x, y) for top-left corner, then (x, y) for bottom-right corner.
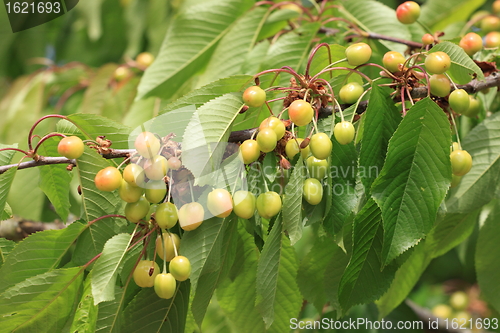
(401, 86), (407, 116)
(0, 148), (30, 156)
(170, 232), (179, 257)
(311, 66), (372, 84)
(188, 180), (195, 203)
(351, 88), (371, 124)
(445, 72), (459, 90)
(28, 115), (68, 151)
(165, 169), (173, 203)
(33, 133), (66, 155)
(305, 43), (332, 79)
(255, 68), (307, 87)
(265, 96), (287, 104)
(407, 65), (431, 97)
(449, 111), (462, 148)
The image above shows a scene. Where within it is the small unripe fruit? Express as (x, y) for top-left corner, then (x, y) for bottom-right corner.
(494, 0), (500, 14)
(464, 96), (480, 118)
(259, 116), (285, 140)
(135, 132), (161, 159)
(450, 150), (472, 176)
(303, 178), (323, 205)
(256, 191), (282, 219)
(383, 51), (406, 72)
(396, 1), (420, 24)
(339, 82), (364, 104)
(345, 43), (372, 66)
(207, 188), (233, 218)
(449, 89), (470, 114)
(309, 132), (332, 160)
(288, 100), (314, 126)
(123, 163), (146, 187)
(119, 179), (144, 203)
(136, 52), (155, 68)
(133, 260), (160, 287)
(484, 31), (500, 48)
(144, 155), (169, 181)
(144, 180), (167, 204)
(429, 74), (451, 97)
(154, 273), (176, 299)
(239, 140), (261, 164)
(480, 15), (500, 33)
(450, 291), (469, 310)
(167, 157), (182, 170)
(233, 190), (256, 219)
(422, 33), (434, 46)
(155, 202), (178, 229)
(256, 128), (278, 153)
(57, 136), (85, 159)
(459, 32), (483, 56)
(114, 66), (132, 81)
(432, 304), (452, 319)
(242, 86), (266, 108)
(425, 51), (451, 74)
(285, 138), (310, 159)
(125, 196), (150, 223)
(169, 256), (191, 281)
(333, 121), (355, 145)
(95, 167), (122, 192)
(306, 157), (328, 180)
(178, 202), (204, 231)
(156, 232), (180, 261)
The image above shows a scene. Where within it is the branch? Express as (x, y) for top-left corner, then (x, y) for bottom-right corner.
(367, 32), (423, 49)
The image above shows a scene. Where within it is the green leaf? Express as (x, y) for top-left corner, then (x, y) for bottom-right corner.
(197, 7), (268, 86)
(0, 167), (17, 221)
(338, 199), (398, 311)
(0, 143), (18, 166)
(136, 0), (253, 100)
(340, 0), (411, 54)
(307, 44), (352, 80)
(371, 98), (452, 265)
(256, 217), (301, 329)
(0, 237), (16, 268)
(182, 93), (243, 182)
(446, 112), (500, 213)
(0, 267), (84, 333)
(80, 64), (117, 115)
(426, 212), (479, 258)
(70, 273), (98, 333)
(73, 147), (126, 265)
(283, 157), (305, 245)
(1, 202), (12, 220)
(429, 42), (484, 84)
(420, 0), (486, 32)
(217, 222), (266, 333)
(92, 233), (134, 305)
(475, 201), (500, 314)
(376, 242), (431, 318)
(323, 241), (351, 313)
(95, 286), (124, 333)
(0, 222), (85, 294)
(359, 84), (401, 192)
(37, 137), (72, 221)
(122, 281), (190, 333)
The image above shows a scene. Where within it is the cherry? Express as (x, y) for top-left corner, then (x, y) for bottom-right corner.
(334, 121), (355, 145)
(135, 131), (161, 159)
(449, 89), (470, 114)
(480, 15), (500, 33)
(450, 150), (472, 176)
(464, 96), (480, 118)
(484, 31), (500, 48)
(155, 202), (178, 229)
(144, 180), (167, 203)
(450, 291), (469, 310)
(178, 202), (204, 231)
(450, 174), (462, 188)
(256, 128), (277, 153)
(345, 42), (372, 66)
(382, 51), (406, 72)
(123, 163), (146, 187)
(242, 86), (266, 108)
(167, 157), (182, 170)
(256, 191), (282, 219)
(459, 32), (483, 56)
(303, 178), (323, 205)
(421, 33), (434, 46)
(288, 100), (314, 126)
(114, 66), (132, 82)
(339, 82), (364, 104)
(232, 190), (256, 219)
(156, 232), (180, 261)
(144, 155), (169, 180)
(57, 136), (84, 159)
(95, 166), (122, 192)
(396, 1), (420, 24)
(239, 139), (261, 164)
(259, 116), (285, 140)
(429, 74), (451, 97)
(133, 260), (160, 287)
(136, 52), (155, 68)
(125, 196), (150, 223)
(207, 188), (233, 218)
(425, 51), (451, 74)
(432, 304), (453, 319)
(169, 256), (191, 281)
(309, 133), (332, 160)
(285, 138), (310, 159)
(154, 273), (176, 299)
(119, 179), (144, 203)
(306, 156), (328, 180)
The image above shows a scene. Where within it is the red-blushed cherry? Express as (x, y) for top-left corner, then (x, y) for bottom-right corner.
(484, 31), (500, 48)
(396, 1), (420, 24)
(288, 100), (314, 126)
(480, 15), (500, 33)
(133, 260), (160, 287)
(156, 232), (180, 261)
(232, 190), (256, 219)
(169, 256), (192, 281)
(57, 136), (84, 159)
(178, 202), (204, 231)
(459, 32), (483, 56)
(382, 51), (406, 72)
(239, 139), (261, 164)
(154, 273), (176, 299)
(95, 166), (122, 192)
(207, 188), (233, 218)
(135, 131), (161, 159)
(155, 202), (178, 229)
(167, 156), (182, 170)
(259, 116), (285, 140)
(422, 33), (434, 46)
(242, 86), (266, 108)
